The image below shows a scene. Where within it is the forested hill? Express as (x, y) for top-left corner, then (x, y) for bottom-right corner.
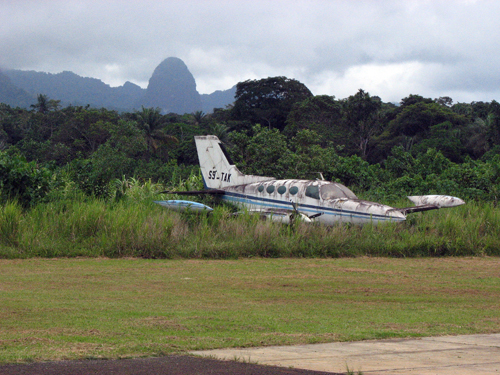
(1, 57), (236, 113)
(0, 71), (33, 107)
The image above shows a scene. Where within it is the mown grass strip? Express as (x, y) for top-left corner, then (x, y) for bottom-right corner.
(0, 257), (499, 363)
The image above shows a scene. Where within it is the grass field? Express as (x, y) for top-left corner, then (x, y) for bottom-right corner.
(1, 257), (499, 363)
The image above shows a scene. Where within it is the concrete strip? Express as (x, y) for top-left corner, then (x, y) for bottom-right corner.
(192, 334), (500, 374)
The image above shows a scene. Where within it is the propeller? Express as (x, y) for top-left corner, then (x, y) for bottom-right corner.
(289, 200), (323, 222)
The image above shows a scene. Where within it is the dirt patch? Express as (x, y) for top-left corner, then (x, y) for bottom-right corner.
(335, 267), (405, 275)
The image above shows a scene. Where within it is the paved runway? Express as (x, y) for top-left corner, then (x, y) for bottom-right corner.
(193, 333), (500, 374)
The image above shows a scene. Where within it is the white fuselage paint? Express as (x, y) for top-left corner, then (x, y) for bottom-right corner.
(216, 179), (406, 225)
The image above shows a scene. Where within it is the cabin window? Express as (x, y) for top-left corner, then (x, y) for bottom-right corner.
(258, 185), (264, 193)
(266, 185), (275, 194)
(320, 183), (357, 200)
(305, 185), (320, 200)
(277, 186), (286, 195)
(289, 186), (298, 195)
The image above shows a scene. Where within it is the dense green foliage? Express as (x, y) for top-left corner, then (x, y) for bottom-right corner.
(0, 151), (52, 206)
(232, 76), (313, 131)
(3, 77), (500, 207)
(2, 76), (500, 258)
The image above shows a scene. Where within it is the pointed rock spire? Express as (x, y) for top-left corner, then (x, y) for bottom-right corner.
(142, 57), (202, 114)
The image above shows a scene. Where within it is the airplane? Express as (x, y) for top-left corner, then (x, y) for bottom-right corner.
(155, 135), (465, 225)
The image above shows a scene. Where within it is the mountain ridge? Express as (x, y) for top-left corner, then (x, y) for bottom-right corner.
(1, 58), (235, 113)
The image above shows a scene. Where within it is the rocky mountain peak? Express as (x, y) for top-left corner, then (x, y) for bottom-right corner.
(141, 57), (202, 114)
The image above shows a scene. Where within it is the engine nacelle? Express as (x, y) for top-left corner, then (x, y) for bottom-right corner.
(407, 195), (465, 208)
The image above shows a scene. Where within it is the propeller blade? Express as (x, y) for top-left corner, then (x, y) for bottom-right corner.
(308, 212), (324, 219)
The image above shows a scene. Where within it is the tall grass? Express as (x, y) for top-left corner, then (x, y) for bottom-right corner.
(0, 201), (22, 247)
(1, 197), (499, 259)
(1, 176), (499, 259)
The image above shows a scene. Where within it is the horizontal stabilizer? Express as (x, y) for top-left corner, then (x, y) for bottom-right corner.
(159, 189), (226, 195)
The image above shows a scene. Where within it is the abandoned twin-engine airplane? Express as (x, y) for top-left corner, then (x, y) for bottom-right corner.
(155, 135), (465, 225)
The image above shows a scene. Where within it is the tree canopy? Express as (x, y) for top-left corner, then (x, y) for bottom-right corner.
(2, 80), (500, 203)
(232, 76), (313, 130)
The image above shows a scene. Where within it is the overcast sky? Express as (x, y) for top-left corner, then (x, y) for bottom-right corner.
(1, 0), (499, 103)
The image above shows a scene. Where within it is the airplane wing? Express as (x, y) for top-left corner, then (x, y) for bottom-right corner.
(159, 189), (226, 195)
(389, 204), (439, 215)
(389, 195), (465, 215)
(154, 200), (214, 212)
(235, 208), (314, 224)
(154, 199), (316, 224)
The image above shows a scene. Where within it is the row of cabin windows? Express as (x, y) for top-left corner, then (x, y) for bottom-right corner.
(258, 185), (298, 195)
(256, 183), (357, 200)
(256, 185), (319, 199)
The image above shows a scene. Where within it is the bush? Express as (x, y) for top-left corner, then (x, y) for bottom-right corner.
(0, 151), (52, 206)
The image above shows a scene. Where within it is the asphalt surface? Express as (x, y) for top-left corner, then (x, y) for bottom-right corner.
(2, 334), (499, 374)
(194, 334), (500, 374)
(0, 355), (339, 375)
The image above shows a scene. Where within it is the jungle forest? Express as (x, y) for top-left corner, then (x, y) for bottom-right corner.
(2, 76), (500, 205)
(1, 76), (500, 258)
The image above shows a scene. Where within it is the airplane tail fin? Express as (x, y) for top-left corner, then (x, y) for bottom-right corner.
(195, 135), (274, 189)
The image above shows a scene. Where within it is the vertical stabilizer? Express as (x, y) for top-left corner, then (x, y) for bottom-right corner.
(195, 135), (274, 189)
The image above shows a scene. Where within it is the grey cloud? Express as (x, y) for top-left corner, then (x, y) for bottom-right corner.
(1, 0), (500, 102)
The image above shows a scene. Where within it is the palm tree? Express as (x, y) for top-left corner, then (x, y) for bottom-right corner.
(136, 106), (178, 160)
(208, 122), (229, 143)
(30, 94), (60, 114)
(191, 110), (206, 126)
(31, 94), (49, 114)
(30, 94), (62, 137)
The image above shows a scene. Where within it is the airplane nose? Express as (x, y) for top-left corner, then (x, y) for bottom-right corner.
(451, 197), (466, 207)
(385, 209), (406, 221)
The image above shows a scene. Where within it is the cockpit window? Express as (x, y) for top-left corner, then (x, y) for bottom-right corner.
(305, 185), (320, 200)
(320, 183), (357, 200)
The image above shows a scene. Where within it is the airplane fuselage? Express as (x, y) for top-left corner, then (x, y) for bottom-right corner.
(216, 179), (406, 225)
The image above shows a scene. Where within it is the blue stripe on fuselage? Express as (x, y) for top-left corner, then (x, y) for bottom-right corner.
(219, 191), (403, 222)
